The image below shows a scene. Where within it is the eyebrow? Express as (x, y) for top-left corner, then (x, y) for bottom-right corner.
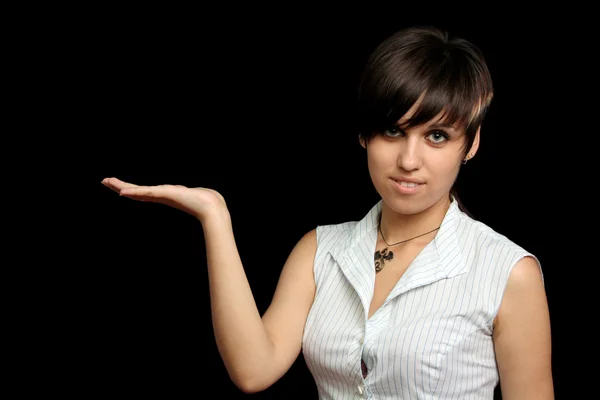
(395, 121), (461, 135)
(428, 122), (461, 134)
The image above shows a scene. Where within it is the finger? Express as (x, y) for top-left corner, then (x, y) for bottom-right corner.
(119, 186), (155, 197)
(118, 185), (177, 202)
(102, 177), (139, 193)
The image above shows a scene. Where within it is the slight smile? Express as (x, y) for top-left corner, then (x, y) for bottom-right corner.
(390, 177), (424, 194)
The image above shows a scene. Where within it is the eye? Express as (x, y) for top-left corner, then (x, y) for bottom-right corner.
(427, 130), (449, 144)
(382, 126), (404, 138)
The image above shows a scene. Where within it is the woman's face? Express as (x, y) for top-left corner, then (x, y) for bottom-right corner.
(361, 102), (479, 216)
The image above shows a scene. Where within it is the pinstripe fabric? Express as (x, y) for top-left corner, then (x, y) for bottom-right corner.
(302, 198), (541, 399)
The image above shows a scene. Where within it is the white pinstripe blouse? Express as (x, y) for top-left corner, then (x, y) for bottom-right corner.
(301, 198), (540, 399)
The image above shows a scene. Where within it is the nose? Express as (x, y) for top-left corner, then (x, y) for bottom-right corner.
(397, 137), (422, 171)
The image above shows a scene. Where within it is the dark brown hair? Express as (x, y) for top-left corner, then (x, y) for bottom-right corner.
(356, 26), (494, 214)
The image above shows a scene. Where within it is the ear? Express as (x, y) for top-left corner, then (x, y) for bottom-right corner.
(359, 134), (367, 149)
(464, 127), (480, 161)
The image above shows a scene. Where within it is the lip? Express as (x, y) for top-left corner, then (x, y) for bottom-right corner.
(390, 177), (423, 195)
(391, 176), (424, 184)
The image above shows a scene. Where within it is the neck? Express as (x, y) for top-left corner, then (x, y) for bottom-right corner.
(379, 196), (451, 245)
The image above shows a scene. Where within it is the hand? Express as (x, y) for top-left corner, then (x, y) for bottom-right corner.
(101, 177), (228, 223)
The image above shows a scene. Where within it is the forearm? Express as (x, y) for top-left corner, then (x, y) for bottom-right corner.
(201, 210), (275, 390)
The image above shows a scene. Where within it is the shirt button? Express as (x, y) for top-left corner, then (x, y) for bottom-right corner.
(357, 384), (364, 395)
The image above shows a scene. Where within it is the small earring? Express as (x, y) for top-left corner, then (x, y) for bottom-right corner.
(462, 153), (473, 164)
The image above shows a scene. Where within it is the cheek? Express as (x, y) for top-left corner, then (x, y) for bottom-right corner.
(431, 158), (462, 182)
(367, 151), (393, 175)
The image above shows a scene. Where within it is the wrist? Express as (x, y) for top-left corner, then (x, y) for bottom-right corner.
(199, 203), (231, 229)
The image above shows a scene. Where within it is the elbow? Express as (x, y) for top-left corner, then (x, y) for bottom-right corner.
(222, 343), (283, 393)
(232, 374), (274, 394)
(236, 382), (264, 395)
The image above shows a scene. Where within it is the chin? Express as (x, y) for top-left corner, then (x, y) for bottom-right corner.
(388, 201), (430, 215)
(380, 193), (426, 215)
(384, 191), (445, 216)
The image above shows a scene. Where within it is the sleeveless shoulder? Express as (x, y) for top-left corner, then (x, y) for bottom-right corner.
(457, 209), (541, 273)
(312, 221), (357, 285)
(454, 208), (543, 324)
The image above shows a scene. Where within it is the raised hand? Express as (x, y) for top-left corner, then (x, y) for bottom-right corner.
(101, 177), (228, 223)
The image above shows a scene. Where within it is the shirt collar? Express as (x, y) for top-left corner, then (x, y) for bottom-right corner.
(329, 196), (468, 280)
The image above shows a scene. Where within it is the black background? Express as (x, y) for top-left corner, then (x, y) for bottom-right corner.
(57, 5), (592, 399)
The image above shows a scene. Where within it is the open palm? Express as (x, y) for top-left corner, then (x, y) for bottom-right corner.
(102, 177), (227, 222)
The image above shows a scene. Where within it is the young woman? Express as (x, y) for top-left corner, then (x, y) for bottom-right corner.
(102, 25), (553, 399)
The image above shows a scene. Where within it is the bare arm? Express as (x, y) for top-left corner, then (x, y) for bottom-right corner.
(493, 256), (554, 399)
(102, 178), (317, 394)
(203, 213), (317, 393)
